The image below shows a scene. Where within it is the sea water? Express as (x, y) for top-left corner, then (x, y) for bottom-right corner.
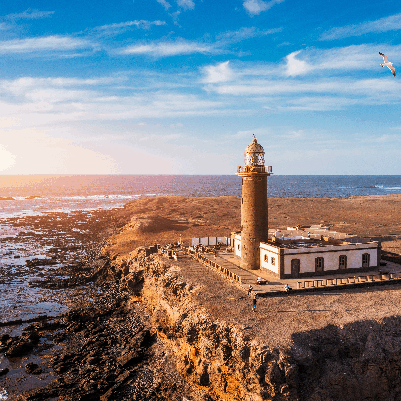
(1, 174), (401, 208)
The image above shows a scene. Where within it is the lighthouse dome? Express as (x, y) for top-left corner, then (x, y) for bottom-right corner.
(244, 137), (265, 166)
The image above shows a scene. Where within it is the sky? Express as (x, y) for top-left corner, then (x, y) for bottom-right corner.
(0, 0), (400, 175)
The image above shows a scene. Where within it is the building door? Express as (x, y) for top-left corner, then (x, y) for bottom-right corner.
(315, 257), (324, 273)
(291, 259), (300, 278)
(362, 253), (370, 268)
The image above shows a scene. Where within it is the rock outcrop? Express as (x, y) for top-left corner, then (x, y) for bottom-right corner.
(106, 248), (401, 401)
(107, 250), (298, 401)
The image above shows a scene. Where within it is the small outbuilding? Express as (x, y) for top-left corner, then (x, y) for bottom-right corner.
(232, 225), (380, 279)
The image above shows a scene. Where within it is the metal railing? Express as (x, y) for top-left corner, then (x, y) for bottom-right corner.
(237, 165), (272, 174)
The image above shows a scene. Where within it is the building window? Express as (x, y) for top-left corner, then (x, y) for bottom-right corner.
(315, 257), (324, 272)
(264, 254), (268, 262)
(271, 257), (275, 265)
(362, 253), (370, 268)
(339, 255), (347, 269)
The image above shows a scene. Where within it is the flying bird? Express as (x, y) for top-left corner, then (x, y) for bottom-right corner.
(379, 52), (396, 76)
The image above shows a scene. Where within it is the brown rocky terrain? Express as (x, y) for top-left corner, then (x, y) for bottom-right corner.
(8, 194), (401, 400)
(104, 194), (401, 257)
(99, 195), (401, 400)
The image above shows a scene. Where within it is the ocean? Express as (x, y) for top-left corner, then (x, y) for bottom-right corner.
(2, 174), (401, 208)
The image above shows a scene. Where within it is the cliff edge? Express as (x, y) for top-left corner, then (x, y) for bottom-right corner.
(100, 195), (401, 400)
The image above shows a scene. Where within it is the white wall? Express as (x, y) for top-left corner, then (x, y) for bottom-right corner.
(283, 245), (378, 275)
(260, 243), (280, 274)
(233, 234), (241, 258)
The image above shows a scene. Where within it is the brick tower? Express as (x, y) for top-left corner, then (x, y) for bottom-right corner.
(237, 137), (272, 270)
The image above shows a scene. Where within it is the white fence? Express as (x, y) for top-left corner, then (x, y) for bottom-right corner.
(191, 236), (231, 247)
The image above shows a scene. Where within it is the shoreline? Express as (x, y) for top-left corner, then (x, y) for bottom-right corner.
(2, 194), (401, 399)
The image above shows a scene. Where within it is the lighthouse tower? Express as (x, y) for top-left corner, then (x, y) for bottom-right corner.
(237, 137), (272, 270)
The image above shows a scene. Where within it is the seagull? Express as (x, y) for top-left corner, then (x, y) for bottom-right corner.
(379, 52), (396, 76)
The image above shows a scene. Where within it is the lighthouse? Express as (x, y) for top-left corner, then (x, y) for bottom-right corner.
(236, 137), (272, 270)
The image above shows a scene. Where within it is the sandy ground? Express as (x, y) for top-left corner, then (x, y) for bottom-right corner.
(104, 194), (401, 349)
(105, 194), (401, 257)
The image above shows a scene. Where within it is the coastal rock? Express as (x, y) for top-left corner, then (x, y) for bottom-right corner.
(0, 368), (9, 376)
(104, 253), (301, 400)
(25, 362), (42, 375)
(26, 258), (58, 267)
(98, 247), (401, 401)
(12, 194), (401, 401)
(5, 331), (40, 358)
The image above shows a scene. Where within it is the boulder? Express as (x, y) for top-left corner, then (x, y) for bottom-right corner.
(25, 362), (43, 375)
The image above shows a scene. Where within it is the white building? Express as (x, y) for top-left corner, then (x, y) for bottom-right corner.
(232, 225), (381, 279)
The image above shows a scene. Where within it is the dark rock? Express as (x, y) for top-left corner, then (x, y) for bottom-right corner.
(19, 386), (59, 400)
(265, 362), (284, 387)
(0, 334), (10, 344)
(0, 368), (9, 376)
(21, 330), (40, 343)
(6, 340), (35, 357)
(53, 332), (66, 344)
(116, 348), (143, 367)
(52, 361), (71, 374)
(25, 362), (43, 375)
(86, 355), (100, 366)
(26, 258), (58, 267)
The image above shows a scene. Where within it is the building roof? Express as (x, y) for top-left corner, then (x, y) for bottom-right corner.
(245, 137), (264, 155)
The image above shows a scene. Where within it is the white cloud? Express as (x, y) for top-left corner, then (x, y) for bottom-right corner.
(0, 75), (229, 126)
(243, 0), (284, 16)
(118, 40), (215, 56)
(217, 26), (282, 43)
(170, 123), (184, 128)
(202, 61), (235, 83)
(321, 12), (401, 40)
(285, 50), (311, 76)
(283, 45), (401, 76)
(0, 23), (11, 30)
(4, 9), (55, 21)
(94, 20), (166, 36)
(117, 26), (281, 58)
(213, 77), (401, 98)
(156, 0), (171, 10)
(176, 0), (195, 10)
(0, 35), (92, 54)
(0, 77), (119, 103)
(284, 96), (360, 111)
(213, 80), (341, 96)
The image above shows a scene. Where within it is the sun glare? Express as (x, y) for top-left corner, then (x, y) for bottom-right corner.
(0, 145), (16, 172)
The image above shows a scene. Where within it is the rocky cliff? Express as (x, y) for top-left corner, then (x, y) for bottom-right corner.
(98, 195), (401, 400)
(105, 249), (298, 401)
(104, 247), (401, 401)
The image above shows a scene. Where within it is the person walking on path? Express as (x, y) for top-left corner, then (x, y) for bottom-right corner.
(248, 284), (253, 295)
(252, 294), (257, 312)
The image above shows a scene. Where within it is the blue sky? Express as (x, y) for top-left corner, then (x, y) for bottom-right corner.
(0, 0), (400, 175)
